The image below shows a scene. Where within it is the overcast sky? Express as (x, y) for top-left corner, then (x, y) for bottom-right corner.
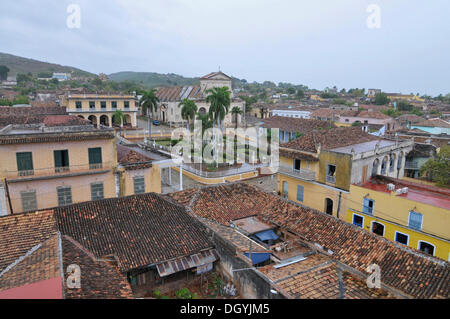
(1, 0), (449, 95)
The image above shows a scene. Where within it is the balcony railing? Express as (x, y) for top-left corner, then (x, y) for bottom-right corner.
(405, 162), (419, 170)
(278, 164), (316, 181)
(55, 166), (70, 173)
(2, 162), (112, 180)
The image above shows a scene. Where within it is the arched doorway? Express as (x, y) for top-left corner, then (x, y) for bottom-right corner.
(88, 115), (97, 127)
(77, 115), (85, 119)
(123, 114), (132, 127)
(372, 159), (379, 176)
(371, 222), (385, 236)
(381, 157), (388, 175)
(397, 152), (404, 171)
(389, 154), (396, 172)
(100, 115), (109, 127)
(198, 107), (207, 116)
(325, 198), (333, 215)
(112, 113), (122, 127)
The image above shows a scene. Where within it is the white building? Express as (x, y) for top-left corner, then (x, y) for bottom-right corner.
(154, 72), (246, 126)
(271, 106), (313, 119)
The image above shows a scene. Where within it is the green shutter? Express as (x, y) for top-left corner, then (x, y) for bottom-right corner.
(54, 151), (62, 168)
(16, 152), (33, 171)
(88, 148), (102, 164)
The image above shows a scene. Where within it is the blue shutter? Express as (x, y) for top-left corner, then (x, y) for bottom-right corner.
(297, 185), (304, 202)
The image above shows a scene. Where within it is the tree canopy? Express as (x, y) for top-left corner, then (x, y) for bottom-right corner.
(420, 145), (450, 188)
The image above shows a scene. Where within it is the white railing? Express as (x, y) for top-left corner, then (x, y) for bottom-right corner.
(182, 162), (269, 178)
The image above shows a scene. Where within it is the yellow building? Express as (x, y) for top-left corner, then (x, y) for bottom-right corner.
(277, 126), (413, 220)
(61, 93), (138, 128)
(116, 144), (162, 195)
(346, 176), (450, 261)
(0, 116), (117, 215)
(387, 93), (425, 103)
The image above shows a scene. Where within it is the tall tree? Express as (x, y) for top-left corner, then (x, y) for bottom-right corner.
(112, 109), (126, 137)
(139, 89), (159, 143)
(231, 106), (242, 130)
(420, 145), (450, 187)
(374, 92), (390, 105)
(0, 66), (9, 81)
(205, 87), (231, 163)
(178, 98), (197, 131)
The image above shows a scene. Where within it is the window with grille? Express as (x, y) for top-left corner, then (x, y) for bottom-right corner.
(124, 101), (130, 109)
(89, 101), (95, 109)
(21, 190), (37, 212)
(54, 150), (70, 173)
(101, 101), (106, 109)
(88, 148), (102, 169)
(408, 211), (423, 230)
(112, 101), (117, 109)
(57, 187), (72, 206)
(91, 183), (104, 201)
(76, 101), (82, 109)
(134, 176), (145, 194)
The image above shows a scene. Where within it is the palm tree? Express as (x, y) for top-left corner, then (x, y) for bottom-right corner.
(231, 106), (243, 164)
(112, 109), (126, 138)
(139, 89), (159, 143)
(231, 106), (242, 130)
(178, 98), (197, 131)
(205, 87), (231, 163)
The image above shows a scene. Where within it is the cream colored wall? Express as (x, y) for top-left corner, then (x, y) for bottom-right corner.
(7, 172), (116, 213)
(0, 139), (116, 178)
(121, 165), (162, 196)
(66, 98), (137, 112)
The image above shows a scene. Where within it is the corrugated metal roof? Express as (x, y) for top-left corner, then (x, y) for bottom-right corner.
(156, 249), (219, 277)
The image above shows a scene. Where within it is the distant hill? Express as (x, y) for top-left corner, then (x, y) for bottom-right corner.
(108, 71), (199, 88)
(108, 71), (247, 89)
(0, 52), (95, 78)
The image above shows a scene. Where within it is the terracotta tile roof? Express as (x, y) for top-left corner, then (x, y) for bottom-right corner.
(156, 86), (203, 102)
(281, 126), (379, 154)
(354, 111), (392, 120)
(0, 107), (68, 128)
(200, 71), (232, 80)
(277, 263), (393, 299)
(0, 106), (66, 116)
(414, 118), (450, 128)
(0, 130), (115, 145)
(310, 109), (358, 118)
(170, 183), (450, 299)
(61, 235), (133, 299)
(117, 144), (153, 170)
(262, 116), (336, 134)
(0, 235), (60, 292)
(54, 193), (214, 272)
(43, 115), (90, 127)
(169, 184), (266, 226)
(0, 234), (133, 299)
(396, 114), (425, 123)
(30, 101), (57, 108)
(0, 210), (58, 274)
